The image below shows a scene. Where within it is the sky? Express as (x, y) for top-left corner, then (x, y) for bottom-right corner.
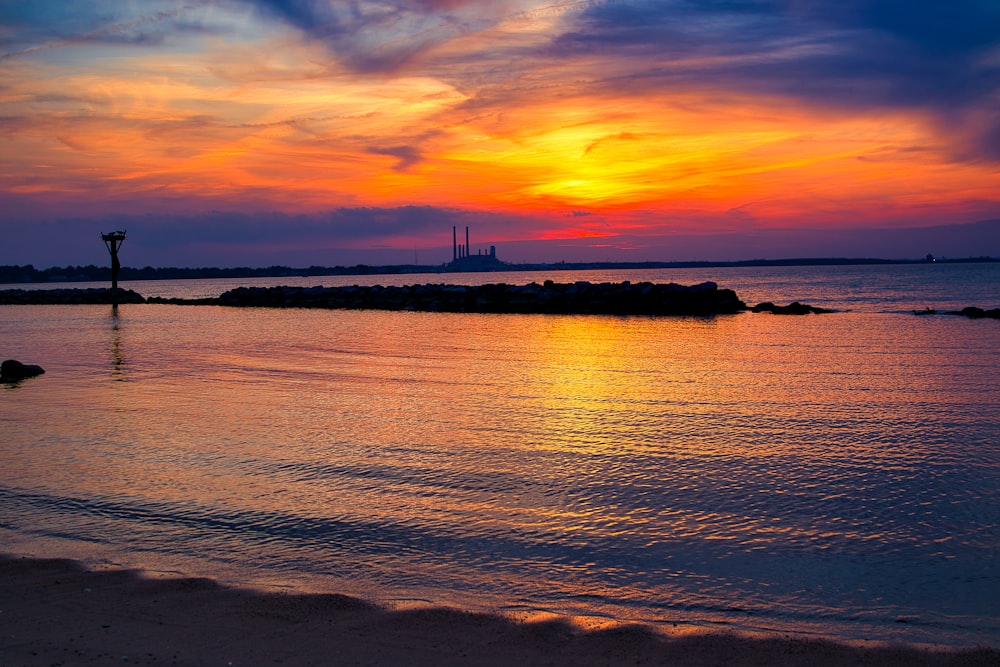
(2, 0), (999, 268)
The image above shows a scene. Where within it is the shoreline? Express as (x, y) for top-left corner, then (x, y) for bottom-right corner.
(2, 554), (996, 666)
(3, 256), (996, 286)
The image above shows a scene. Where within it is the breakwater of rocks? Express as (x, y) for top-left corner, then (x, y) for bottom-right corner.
(0, 288), (145, 305)
(4, 283), (996, 318)
(155, 280), (748, 316)
(2, 282), (744, 315)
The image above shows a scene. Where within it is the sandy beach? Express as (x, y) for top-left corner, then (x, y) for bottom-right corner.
(1, 554), (995, 667)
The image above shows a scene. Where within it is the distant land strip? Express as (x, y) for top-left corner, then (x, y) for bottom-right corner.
(1, 256), (997, 284)
(2, 283), (999, 318)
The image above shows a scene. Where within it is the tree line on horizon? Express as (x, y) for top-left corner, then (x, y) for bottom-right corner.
(0, 264), (428, 284)
(0, 264), (446, 283)
(1, 255), (995, 285)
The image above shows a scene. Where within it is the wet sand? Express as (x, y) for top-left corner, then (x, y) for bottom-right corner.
(1, 554), (995, 666)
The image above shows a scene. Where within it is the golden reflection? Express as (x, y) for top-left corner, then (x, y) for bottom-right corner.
(514, 315), (725, 455)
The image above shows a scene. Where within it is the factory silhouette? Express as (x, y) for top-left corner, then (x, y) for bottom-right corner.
(448, 226), (506, 271)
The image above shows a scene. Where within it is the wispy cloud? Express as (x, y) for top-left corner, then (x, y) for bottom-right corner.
(237, 0), (1000, 162)
(0, 3), (205, 61)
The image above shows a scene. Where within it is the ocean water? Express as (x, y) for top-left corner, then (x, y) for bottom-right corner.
(2, 264), (998, 647)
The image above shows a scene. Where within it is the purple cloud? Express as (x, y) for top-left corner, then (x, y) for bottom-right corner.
(556, 1), (1000, 161)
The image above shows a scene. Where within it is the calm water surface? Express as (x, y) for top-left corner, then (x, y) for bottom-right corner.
(2, 265), (998, 647)
(10, 261), (999, 312)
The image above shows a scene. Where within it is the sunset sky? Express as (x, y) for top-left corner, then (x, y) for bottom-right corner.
(2, 1), (999, 267)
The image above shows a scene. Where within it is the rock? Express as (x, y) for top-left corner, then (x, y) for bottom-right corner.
(751, 301), (834, 315)
(1, 359), (45, 382)
(0, 288), (145, 305)
(947, 306), (1000, 319)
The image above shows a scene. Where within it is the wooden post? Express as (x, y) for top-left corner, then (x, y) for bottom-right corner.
(101, 231), (126, 305)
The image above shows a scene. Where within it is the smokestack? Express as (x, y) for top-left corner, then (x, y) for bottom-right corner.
(453, 226), (457, 261)
(465, 226), (470, 258)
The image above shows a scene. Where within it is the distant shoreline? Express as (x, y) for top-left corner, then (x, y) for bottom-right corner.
(1, 256), (996, 285)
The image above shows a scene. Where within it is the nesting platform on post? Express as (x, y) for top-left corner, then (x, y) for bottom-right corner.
(101, 230), (126, 305)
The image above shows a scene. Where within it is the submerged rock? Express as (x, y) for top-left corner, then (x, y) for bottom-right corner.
(751, 301), (835, 315)
(0, 288), (145, 305)
(947, 306), (1000, 319)
(1, 359), (45, 382)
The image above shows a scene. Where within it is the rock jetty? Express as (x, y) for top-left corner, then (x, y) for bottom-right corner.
(1, 281), (784, 315)
(197, 280), (747, 315)
(0, 288), (144, 305)
(130, 281), (749, 315)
